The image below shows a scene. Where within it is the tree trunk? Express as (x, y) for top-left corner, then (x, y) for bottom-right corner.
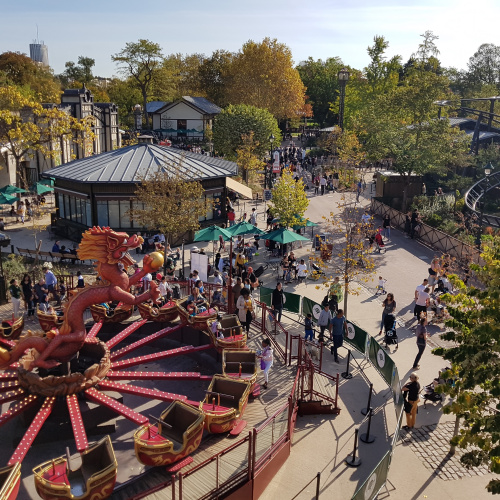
(142, 92), (149, 130)
(449, 414), (460, 455)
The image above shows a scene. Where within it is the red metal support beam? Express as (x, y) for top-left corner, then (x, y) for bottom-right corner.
(8, 397), (55, 465)
(0, 394), (39, 428)
(106, 319), (147, 349)
(97, 380), (188, 403)
(110, 344), (212, 370)
(0, 381), (20, 393)
(106, 370), (205, 381)
(0, 372), (19, 381)
(0, 388), (25, 405)
(86, 320), (103, 339)
(85, 387), (149, 426)
(67, 395), (88, 452)
(110, 324), (182, 360)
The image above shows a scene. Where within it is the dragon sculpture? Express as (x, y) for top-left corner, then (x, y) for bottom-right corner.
(0, 227), (162, 371)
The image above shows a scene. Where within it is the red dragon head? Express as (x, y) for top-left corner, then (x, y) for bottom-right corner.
(77, 227), (144, 267)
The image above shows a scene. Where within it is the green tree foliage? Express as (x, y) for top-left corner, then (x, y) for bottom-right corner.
(107, 77), (142, 129)
(225, 38), (306, 120)
(269, 168), (309, 229)
(198, 50), (234, 107)
(365, 36), (402, 96)
(213, 104), (281, 160)
(61, 56), (95, 85)
(129, 166), (210, 244)
(297, 57), (344, 127)
(112, 39), (164, 129)
(433, 238), (500, 493)
(0, 51), (61, 102)
(467, 43), (500, 87)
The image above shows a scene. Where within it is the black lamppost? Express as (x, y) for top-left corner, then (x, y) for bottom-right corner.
(476, 162), (493, 249)
(338, 68), (350, 130)
(266, 134), (275, 190)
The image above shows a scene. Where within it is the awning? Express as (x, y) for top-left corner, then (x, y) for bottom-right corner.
(226, 177), (253, 199)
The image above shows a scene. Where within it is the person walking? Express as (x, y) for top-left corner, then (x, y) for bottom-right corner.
(236, 288), (255, 334)
(428, 257), (441, 294)
(9, 279), (22, 318)
(314, 176), (320, 196)
(259, 338), (273, 389)
(21, 274), (34, 318)
(271, 282), (285, 323)
(250, 208), (257, 226)
(44, 266), (60, 306)
(304, 313), (314, 341)
(379, 293), (396, 335)
(317, 304), (333, 343)
(320, 175), (327, 195)
(382, 215), (391, 240)
(330, 309), (348, 363)
(402, 373), (421, 430)
(413, 317), (429, 369)
(415, 286), (430, 320)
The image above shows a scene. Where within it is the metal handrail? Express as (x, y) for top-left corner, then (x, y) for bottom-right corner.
(464, 171), (500, 228)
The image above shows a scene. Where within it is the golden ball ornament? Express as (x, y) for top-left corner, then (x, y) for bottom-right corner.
(149, 252), (164, 269)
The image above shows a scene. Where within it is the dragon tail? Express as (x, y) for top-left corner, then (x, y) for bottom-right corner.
(0, 336), (49, 369)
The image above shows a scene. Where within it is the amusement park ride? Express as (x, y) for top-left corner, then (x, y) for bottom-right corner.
(0, 227), (259, 500)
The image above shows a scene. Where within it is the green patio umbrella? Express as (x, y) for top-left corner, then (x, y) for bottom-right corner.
(226, 221), (266, 236)
(39, 178), (55, 187)
(0, 185), (26, 195)
(0, 193), (19, 205)
(31, 182), (54, 195)
(265, 227), (310, 244)
(194, 225), (233, 242)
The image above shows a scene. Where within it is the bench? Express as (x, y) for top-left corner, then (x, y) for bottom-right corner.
(16, 248), (33, 258)
(50, 252), (79, 263)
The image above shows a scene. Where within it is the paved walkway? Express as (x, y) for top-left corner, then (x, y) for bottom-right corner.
(1, 183), (497, 499)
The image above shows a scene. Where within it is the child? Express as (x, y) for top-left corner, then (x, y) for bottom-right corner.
(186, 300), (197, 316)
(304, 313), (314, 341)
(211, 314), (225, 339)
(376, 276), (387, 295)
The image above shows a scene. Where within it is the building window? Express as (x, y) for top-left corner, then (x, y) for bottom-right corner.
(58, 193), (65, 218)
(108, 200), (120, 227)
(97, 201), (109, 226)
(119, 200), (132, 228)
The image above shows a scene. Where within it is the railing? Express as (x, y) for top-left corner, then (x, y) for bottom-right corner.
(257, 301), (288, 364)
(465, 170), (500, 228)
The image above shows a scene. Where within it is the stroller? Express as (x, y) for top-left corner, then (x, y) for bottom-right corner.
(422, 369), (450, 408)
(383, 314), (398, 350)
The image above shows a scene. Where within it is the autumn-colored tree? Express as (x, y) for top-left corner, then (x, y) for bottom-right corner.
(128, 166), (210, 247)
(235, 132), (265, 185)
(269, 168), (309, 229)
(112, 39), (164, 129)
(213, 104), (281, 160)
(226, 38), (306, 119)
(433, 238), (500, 493)
(0, 51), (61, 102)
(0, 86), (94, 188)
(311, 196), (376, 316)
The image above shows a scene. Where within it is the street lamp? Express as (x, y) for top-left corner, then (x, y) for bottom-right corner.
(266, 134), (275, 190)
(338, 68), (350, 130)
(475, 162), (493, 249)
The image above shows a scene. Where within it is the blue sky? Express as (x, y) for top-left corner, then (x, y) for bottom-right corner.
(1, 0), (499, 77)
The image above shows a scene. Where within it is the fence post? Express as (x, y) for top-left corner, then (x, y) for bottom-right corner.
(172, 474), (176, 500)
(247, 431), (253, 481)
(360, 408), (376, 443)
(334, 373), (339, 409)
(315, 472), (321, 498)
(178, 472), (183, 500)
(345, 428), (362, 467)
(251, 429), (257, 479)
(341, 349), (353, 380)
(361, 383), (373, 416)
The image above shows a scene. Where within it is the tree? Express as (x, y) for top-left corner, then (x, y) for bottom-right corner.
(198, 50), (234, 107)
(0, 51), (60, 102)
(433, 238), (500, 493)
(365, 36), (402, 97)
(269, 168), (309, 229)
(0, 85), (94, 188)
(112, 39), (164, 129)
(128, 166), (210, 247)
(213, 104), (281, 160)
(62, 56), (95, 85)
(235, 132), (265, 185)
(225, 38), (306, 119)
(311, 196), (376, 317)
(107, 77), (142, 129)
(297, 57), (344, 127)
(467, 43), (500, 87)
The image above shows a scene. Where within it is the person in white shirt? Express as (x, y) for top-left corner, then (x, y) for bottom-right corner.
(415, 287), (430, 320)
(250, 208), (257, 226)
(142, 272), (152, 291)
(212, 271), (223, 303)
(361, 210), (371, 224)
(258, 338), (274, 389)
(414, 278), (428, 316)
(297, 259), (307, 282)
(158, 277), (171, 302)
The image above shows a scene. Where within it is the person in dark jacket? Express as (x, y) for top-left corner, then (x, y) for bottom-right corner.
(402, 373), (421, 430)
(271, 282), (285, 323)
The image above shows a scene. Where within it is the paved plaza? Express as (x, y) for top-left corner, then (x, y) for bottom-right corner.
(0, 184), (497, 499)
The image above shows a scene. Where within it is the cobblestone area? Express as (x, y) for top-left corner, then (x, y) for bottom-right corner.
(401, 421), (490, 480)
